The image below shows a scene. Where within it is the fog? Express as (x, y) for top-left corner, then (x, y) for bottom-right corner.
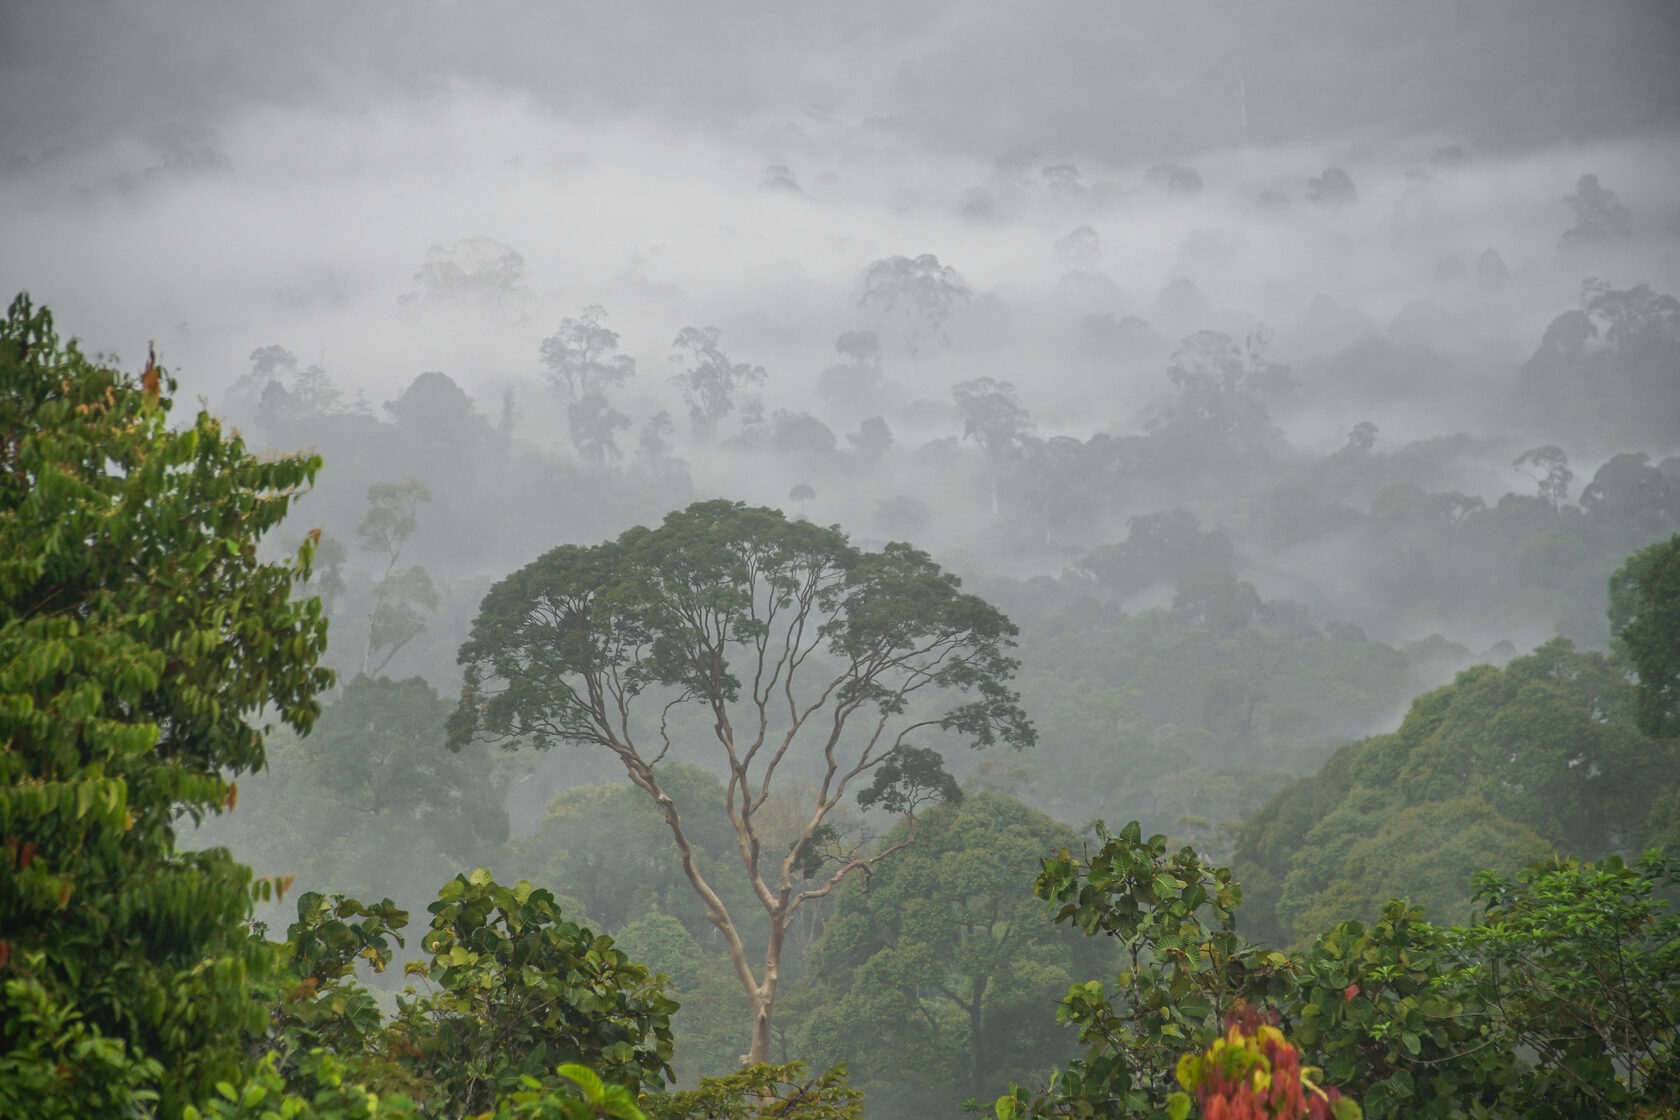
(6, 0), (1679, 1102)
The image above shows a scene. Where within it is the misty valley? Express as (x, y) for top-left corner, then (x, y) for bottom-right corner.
(4, 4), (1680, 1119)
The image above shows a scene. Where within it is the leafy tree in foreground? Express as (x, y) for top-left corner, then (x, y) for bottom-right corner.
(232, 872), (676, 1120)
(643, 1062), (863, 1120)
(1463, 853), (1680, 1115)
(391, 870), (677, 1114)
(1288, 902), (1511, 1119)
(1004, 821), (1680, 1119)
(1610, 534), (1680, 737)
(450, 500), (1034, 1063)
(186, 1056), (649, 1120)
(0, 294), (332, 1117)
(993, 823), (1294, 1120)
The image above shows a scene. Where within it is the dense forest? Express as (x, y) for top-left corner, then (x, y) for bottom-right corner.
(4, 3), (1680, 1119)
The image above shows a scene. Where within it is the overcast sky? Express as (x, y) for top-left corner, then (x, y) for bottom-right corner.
(2, 1), (1676, 428)
(5, 1), (1678, 158)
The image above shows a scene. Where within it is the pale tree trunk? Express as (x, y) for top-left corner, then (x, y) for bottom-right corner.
(748, 914), (789, 1065)
(630, 754), (917, 1065)
(582, 554), (957, 1067)
(623, 764), (771, 1061)
(621, 756), (833, 1067)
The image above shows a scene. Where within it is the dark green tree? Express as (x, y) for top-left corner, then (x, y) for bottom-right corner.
(391, 871), (677, 1116)
(1610, 534), (1680, 737)
(1462, 853), (1680, 1116)
(505, 764), (739, 940)
(219, 875), (675, 1120)
(1235, 638), (1677, 945)
(801, 793), (1105, 1109)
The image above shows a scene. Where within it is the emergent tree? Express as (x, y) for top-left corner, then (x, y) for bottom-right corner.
(668, 327), (766, 445)
(540, 306), (637, 467)
(952, 377), (1031, 517)
(449, 501), (1034, 1064)
(859, 255), (970, 358)
(357, 479), (440, 677)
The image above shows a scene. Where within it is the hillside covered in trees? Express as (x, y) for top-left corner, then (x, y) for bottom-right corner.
(5, 4), (1680, 1118)
(4, 299), (1679, 1119)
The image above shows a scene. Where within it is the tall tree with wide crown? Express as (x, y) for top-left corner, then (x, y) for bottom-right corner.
(450, 501), (1034, 1064)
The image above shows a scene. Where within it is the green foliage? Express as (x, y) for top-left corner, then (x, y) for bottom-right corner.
(232, 873), (675, 1119)
(1276, 796), (1549, 943)
(0, 294), (332, 1116)
(1235, 638), (1677, 943)
(1008, 822), (1292, 1118)
(1610, 533), (1680, 738)
(1010, 813), (1680, 1119)
(0, 963), (166, 1119)
(800, 794), (1105, 1110)
(183, 1053), (648, 1120)
(391, 869), (677, 1116)
(612, 909), (707, 994)
(1013, 534), (1415, 839)
(184, 1050), (421, 1120)
(1289, 903), (1510, 1119)
(263, 891), (414, 1093)
(1462, 853), (1680, 1116)
(642, 1062), (862, 1120)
